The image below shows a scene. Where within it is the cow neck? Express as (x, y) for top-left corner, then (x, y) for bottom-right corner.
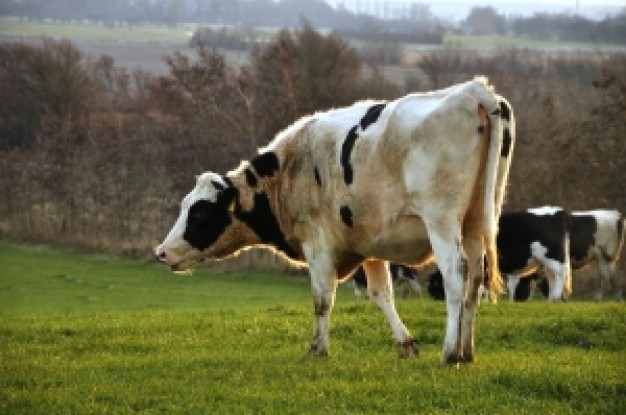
(232, 174), (300, 261)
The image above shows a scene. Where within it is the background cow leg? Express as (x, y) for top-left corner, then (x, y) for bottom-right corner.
(304, 244), (337, 356)
(544, 260), (569, 301)
(609, 264), (623, 301)
(541, 270), (557, 301)
(506, 274), (521, 302)
(362, 260), (417, 358)
(460, 234), (484, 363)
(595, 259), (619, 301)
(427, 226), (467, 364)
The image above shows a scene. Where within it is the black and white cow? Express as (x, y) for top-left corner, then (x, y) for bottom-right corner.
(497, 206), (571, 301)
(353, 264), (422, 298)
(569, 210), (624, 301)
(155, 77), (515, 364)
(428, 206), (571, 302)
(507, 209), (624, 301)
(427, 269), (550, 302)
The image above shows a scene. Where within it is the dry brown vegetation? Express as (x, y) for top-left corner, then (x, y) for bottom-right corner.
(0, 29), (624, 278)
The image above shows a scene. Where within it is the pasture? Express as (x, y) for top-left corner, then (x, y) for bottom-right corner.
(1, 242), (625, 414)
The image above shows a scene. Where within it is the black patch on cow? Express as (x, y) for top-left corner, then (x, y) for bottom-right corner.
(184, 199), (232, 251)
(497, 209), (569, 273)
(499, 101), (511, 121)
(235, 192), (299, 260)
(314, 297), (330, 317)
(569, 215), (597, 266)
(340, 205), (354, 227)
(353, 267), (367, 289)
(477, 125), (485, 134)
(210, 180), (225, 191)
(314, 166), (322, 187)
(244, 168), (257, 187)
(341, 126), (359, 185)
(501, 128), (512, 157)
(251, 152), (279, 178)
(223, 176), (234, 188)
(512, 277), (533, 301)
(427, 270), (445, 300)
(360, 103), (386, 130)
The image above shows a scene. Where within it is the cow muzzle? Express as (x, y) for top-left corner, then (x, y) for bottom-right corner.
(154, 245), (199, 272)
(155, 245), (177, 267)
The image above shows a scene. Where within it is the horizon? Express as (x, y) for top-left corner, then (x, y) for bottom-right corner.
(325, 0), (625, 21)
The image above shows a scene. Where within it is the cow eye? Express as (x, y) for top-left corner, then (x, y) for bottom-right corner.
(191, 210), (207, 220)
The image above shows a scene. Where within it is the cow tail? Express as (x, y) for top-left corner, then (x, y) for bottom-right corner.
(483, 95), (515, 302)
(613, 215), (625, 263)
(563, 223), (573, 297)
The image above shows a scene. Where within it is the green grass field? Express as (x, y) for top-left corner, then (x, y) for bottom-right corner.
(1, 241), (625, 414)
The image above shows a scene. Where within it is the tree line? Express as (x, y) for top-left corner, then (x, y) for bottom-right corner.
(463, 6), (626, 44)
(0, 26), (624, 263)
(3, 1), (625, 45)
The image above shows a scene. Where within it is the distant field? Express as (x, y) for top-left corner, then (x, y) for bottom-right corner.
(3, 19), (624, 77)
(0, 19), (192, 42)
(443, 34), (626, 52)
(1, 242), (625, 413)
(0, 20), (250, 74)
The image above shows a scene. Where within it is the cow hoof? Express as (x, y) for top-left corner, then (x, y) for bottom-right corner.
(442, 352), (463, 365)
(460, 354), (474, 364)
(397, 339), (419, 358)
(308, 346), (329, 357)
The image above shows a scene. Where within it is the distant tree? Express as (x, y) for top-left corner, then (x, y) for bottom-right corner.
(150, 48), (255, 178)
(0, 39), (93, 150)
(409, 3), (435, 23)
(249, 23), (397, 145)
(463, 6), (505, 36)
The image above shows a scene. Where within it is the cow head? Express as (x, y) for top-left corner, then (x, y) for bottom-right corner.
(155, 172), (240, 271)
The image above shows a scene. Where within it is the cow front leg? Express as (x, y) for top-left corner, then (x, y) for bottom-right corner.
(363, 260), (418, 358)
(309, 289), (335, 356)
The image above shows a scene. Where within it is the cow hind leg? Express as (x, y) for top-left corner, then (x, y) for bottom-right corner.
(460, 234), (484, 363)
(427, 224), (467, 364)
(362, 260), (418, 358)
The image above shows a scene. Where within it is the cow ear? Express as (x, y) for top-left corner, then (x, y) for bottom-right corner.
(220, 186), (238, 215)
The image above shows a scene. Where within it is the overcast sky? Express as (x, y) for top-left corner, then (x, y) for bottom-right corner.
(325, 1), (625, 20)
